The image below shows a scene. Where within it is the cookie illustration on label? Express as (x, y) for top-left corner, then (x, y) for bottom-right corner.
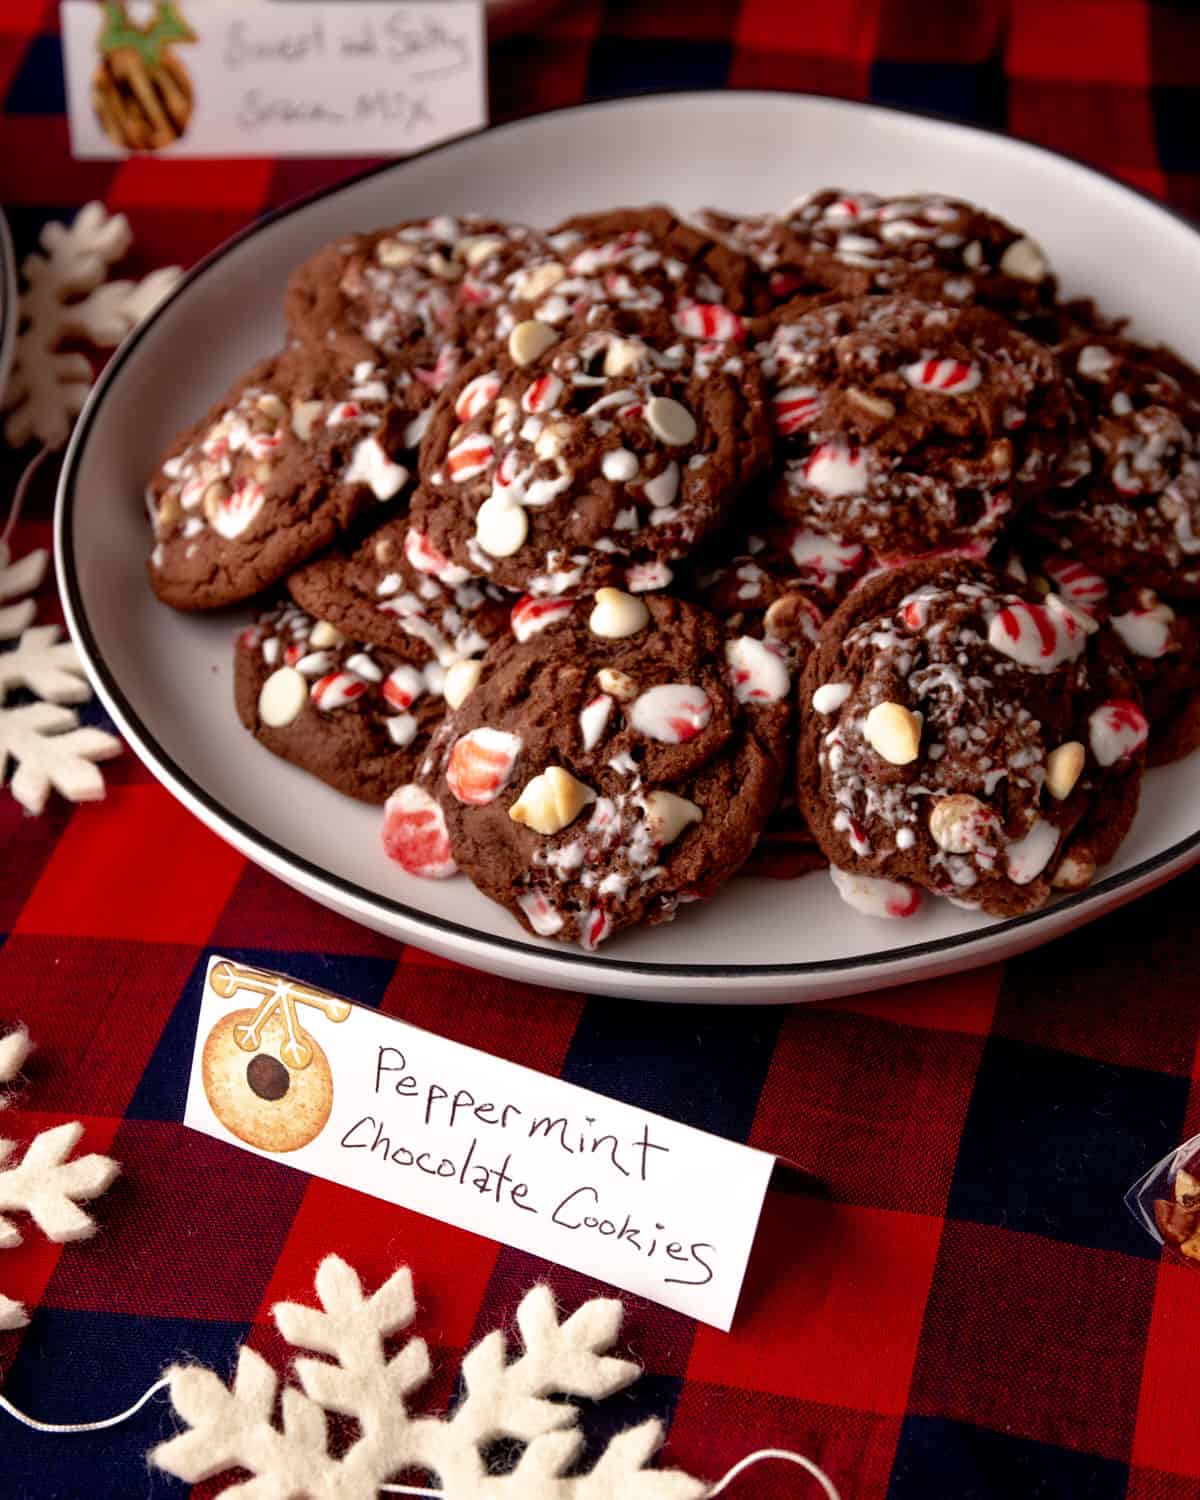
(93, 2), (197, 153)
(201, 960), (351, 1153)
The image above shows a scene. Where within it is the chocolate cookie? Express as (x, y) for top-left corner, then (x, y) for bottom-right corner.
(482, 204), (769, 349)
(285, 215), (547, 365)
(1029, 335), (1200, 597)
(796, 559), (1146, 918)
(758, 295), (1082, 561)
(700, 189), (1056, 323)
(286, 516), (511, 664)
(410, 325), (773, 597)
(148, 345), (420, 610)
(383, 592), (792, 948)
(235, 600), (460, 801)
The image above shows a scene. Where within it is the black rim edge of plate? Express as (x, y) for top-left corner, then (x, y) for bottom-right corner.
(54, 87), (1200, 984)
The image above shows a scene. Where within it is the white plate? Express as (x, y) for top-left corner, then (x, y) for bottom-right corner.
(55, 91), (1200, 1004)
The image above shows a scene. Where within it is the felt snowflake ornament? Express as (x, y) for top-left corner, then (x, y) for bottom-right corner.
(152, 1255), (707, 1499)
(0, 1026), (121, 1331)
(2, 200), (180, 449)
(0, 540), (48, 641)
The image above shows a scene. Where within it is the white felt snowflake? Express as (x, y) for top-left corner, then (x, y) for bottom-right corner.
(0, 1027), (121, 1331)
(0, 541), (48, 641)
(2, 201), (181, 449)
(152, 1255), (707, 1499)
(0, 701), (122, 815)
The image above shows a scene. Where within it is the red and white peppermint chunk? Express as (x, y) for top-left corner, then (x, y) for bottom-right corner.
(802, 442), (867, 499)
(580, 908), (613, 951)
(446, 433), (496, 482)
(382, 785), (457, 879)
(901, 357), (982, 395)
(773, 385), (820, 436)
(446, 726), (522, 804)
(516, 888), (564, 937)
(786, 527), (866, 588)
(625, 560), (674, 593)
(454, 372), (502, 424)
(1044, 558), (1108, 618)
(1005, 818), (1059, 885)
(414, 344), (459, 392)
(1111, 597), (1174, 659)
(673, 299), (745, 343)
(383, 664), (426, 711)
(1088, 699), (1148, 766)
(629, 683), (712, 743)
(830, 866), (922, 919)
(579, 693), (614, 751)
(511, 594), (574, 643)
(726, 636), (790, 704)
(405, 526), (471, 585)
(210, 480), (265, 541)
(521, 373), (564, 414)
(311, 671), (369, 711)
(987, 601), (1086, 670)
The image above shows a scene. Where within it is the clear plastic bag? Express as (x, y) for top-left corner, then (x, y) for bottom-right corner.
(1126, 1135), (1200, 1261)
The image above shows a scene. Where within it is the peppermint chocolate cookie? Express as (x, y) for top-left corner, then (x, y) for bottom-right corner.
(148, 346), (418, 610)
(286, 516), (510, 664)
(701, 189), (1056, 322)
(383, 592), (792, 948)
(285, 215), (547, 365)
(483, 204), (769, 348)
(235, 601), (457, 801)
(410, 325), (773, 597)
(1030, 335), (1200, 597)
(796, 560), (1146, 918)
(759, 295), (1081, 561)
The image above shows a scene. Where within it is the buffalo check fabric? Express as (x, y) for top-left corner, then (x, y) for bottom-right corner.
(3, 1), (1200, 1496)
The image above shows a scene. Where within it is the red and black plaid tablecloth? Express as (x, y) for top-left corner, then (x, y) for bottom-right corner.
(2, 3), (1200, 1497)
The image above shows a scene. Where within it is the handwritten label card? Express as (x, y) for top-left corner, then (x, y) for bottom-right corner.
(61, 2), (487, 159)
(184, 957), (775, 1329)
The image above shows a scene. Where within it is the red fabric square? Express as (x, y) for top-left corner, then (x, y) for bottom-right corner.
(909, 1220), (1155, 1458)
(875, 0), (1004, 63)
(1008, 0), (1150, 84)
(1009, 79), (1159, 175)
(603, 0), (746, 42)
(1133, 1260), (1200, 1477)
(0, 118), (115, 205)
(1127, 1470), (1200, 1500)
(211, 863), (400, 957)
(109, 157), (274, 212)
(728, 49), (870, 98)
(42, 1120), (307, 1320)
(0, 934), (195, 1116)
(0, 1111), (120, 1332)
(1148, 2), (1200, 89)
(832, 965), (1001, 1036)
(0, 796), (73, 931)
(383, 959), (583, 1075)
(15, 784), (244, 944)
(735, 0), (882, 60)
(0, 1), (53, 39)
(688, 1193), (941, 1414)
(751, 1009), (984, 1215)
(670, 1386), (902, 1500)
(263, 1177), (499, 1350)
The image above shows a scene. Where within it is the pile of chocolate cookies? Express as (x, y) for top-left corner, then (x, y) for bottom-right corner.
(144, 191), (1200, 949)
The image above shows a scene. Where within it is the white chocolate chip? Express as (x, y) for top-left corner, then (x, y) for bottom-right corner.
(928, 794), (995, 853)
(375, 238), (417, 268)
(443, 658), (483, 710)
(1050, 851), (1095, 890)
(309, 620), (343, 649)
(428, 251), (462, 281)
(597, 667), (637, 700)
(644, 396), (698, 446)
(458, 234), (506, 267)
(812, 682), (852, 715)
(998, 236), (1048, 283)
(508, 766), (596, 835)
(256, 393), (286, 421)
(291, 400), (325, 442)
(1045, 741), (1085, 800)
(475, 494), (529, 557)
(508, 319), (559, 366)
(513, 261), (566, 301)
(588, 587), (650, 639)
(863, 701), (921, 765)
(534, 421), (569, 461)
(603, 339), (647, 377)
(846, 388), (896, 420)
(638, 790), (702, 847)
(258, 666), (307, 728)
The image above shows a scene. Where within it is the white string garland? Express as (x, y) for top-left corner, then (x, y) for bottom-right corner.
(1, 443), (50, 546)
(0, 1382), (843, 1497)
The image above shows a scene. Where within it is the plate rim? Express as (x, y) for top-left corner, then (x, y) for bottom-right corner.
(54, 86), (1200, 980)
